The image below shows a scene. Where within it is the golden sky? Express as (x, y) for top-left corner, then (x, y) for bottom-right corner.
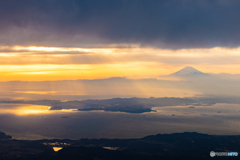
(1, 45), (240, 81)
(1, 1), (240, 82)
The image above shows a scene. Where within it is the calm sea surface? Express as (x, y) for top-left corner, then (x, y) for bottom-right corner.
(0, 103), (240, 140)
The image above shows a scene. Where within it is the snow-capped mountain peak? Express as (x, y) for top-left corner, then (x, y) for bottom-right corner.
(171, 66), (208, 76)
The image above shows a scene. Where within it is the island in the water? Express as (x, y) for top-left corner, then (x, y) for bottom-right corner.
(2, 96), (240, 114)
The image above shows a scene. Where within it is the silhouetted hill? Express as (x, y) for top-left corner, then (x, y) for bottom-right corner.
(0, 132), (12, 140)
(0, 132), (239, 159)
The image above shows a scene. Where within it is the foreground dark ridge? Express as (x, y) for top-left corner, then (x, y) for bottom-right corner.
(0, 132), (239, 160)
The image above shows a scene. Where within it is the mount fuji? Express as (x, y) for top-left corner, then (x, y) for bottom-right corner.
(171, 66), (209, 77)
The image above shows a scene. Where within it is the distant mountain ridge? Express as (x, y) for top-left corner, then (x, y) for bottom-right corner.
(171, 66), (209, 76)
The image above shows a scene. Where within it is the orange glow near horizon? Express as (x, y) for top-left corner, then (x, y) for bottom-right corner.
(0, 63), (239, 81)
(15, 91), (58, 94)
(0, 45), (240, 81)
(0, 63), (168, 81)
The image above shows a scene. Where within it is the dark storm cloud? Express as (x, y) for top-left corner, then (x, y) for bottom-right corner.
(1, 0), (240, 48)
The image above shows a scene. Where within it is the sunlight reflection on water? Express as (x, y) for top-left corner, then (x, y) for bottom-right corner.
(53, 147), (62, 152)
(0, 104), (75, 116)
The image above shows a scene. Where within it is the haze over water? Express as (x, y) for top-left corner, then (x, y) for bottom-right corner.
(1, 102), (240, 140)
